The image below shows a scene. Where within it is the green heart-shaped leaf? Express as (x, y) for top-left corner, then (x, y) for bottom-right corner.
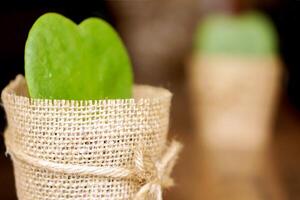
(25, 13), (133, 100)
(195, 12), (278, 56)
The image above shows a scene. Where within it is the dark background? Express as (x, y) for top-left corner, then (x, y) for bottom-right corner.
(1, 0), (300, 199)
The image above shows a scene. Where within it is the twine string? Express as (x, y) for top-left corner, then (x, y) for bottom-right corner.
(133, 140), (182, 200)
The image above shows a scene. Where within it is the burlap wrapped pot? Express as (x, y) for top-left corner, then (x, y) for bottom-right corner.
(2, 75), (182, 200)
(187, 55), (282, 151)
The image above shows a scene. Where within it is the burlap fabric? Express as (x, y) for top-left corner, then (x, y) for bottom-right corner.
(2, 75), (181, 200)
(187, 55), (282, 150)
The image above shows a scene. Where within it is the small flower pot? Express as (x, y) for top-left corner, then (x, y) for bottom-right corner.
(187, 55), (282, 151)
(2, 75), (181, 200)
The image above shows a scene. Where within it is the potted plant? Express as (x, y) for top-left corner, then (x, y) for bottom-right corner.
(187, 11), (286, 199)
(187, 11), (282, 151)
(2, 13), (182, 200)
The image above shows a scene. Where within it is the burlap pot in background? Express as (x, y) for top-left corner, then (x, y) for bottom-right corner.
(187, 56), (282, 151)
(2, 75), (181, 200)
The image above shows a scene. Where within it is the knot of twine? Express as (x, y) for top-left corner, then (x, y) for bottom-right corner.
(133, 141), (182, 200)
(5, 134), (182, 200)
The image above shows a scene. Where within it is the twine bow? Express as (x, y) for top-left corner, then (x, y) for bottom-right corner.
(133, 141), (182, 200)
(5, 130), (182, 200)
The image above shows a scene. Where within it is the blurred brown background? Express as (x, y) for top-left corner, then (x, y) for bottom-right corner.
(1, 0), (300, 199)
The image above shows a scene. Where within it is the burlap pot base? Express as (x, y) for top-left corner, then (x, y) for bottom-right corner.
(187, 55), (282, 151)
(2, 75), (182, 200)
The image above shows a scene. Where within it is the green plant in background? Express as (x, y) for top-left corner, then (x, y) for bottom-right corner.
(25, 13), (133, 100)
(195, 11), (278, 56)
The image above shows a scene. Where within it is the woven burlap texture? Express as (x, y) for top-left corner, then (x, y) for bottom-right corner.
(2, 75), (181, 200)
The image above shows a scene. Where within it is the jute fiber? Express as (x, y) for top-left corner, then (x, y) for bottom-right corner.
(2, 75), (182, 200)
(187, 55), (282, 151)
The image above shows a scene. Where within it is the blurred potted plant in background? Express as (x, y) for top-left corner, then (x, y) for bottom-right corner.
(187, 10), (286, 199)
(188, 11), (282, 151)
